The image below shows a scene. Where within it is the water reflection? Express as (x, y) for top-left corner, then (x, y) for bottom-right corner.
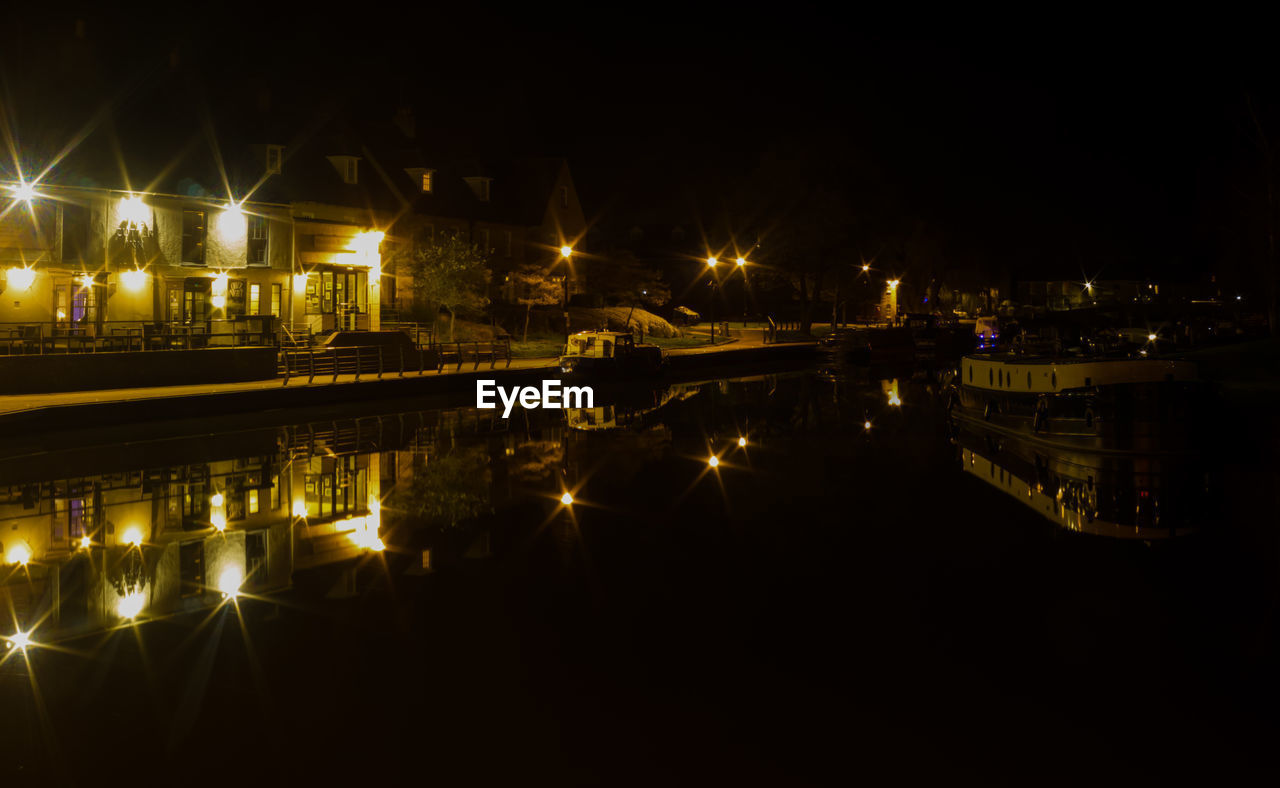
(951, 420), (1207, 538)
(2, 365), (1262, 781)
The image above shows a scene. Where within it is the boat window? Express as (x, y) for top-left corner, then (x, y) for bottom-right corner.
(1027, 371), (1032, 389)
(602, 340), (613, 357)
(989, 369), (993, 386)
(969, 366), (973, 382)
(1051, 371), (1056, 389)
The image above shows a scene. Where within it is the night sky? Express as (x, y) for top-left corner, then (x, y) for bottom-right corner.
(4, 7), (1275, 284)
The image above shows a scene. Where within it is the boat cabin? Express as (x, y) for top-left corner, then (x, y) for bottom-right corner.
(563, 330), (638, 359)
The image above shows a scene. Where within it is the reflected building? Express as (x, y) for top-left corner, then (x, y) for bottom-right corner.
(1, 418), (393, 644)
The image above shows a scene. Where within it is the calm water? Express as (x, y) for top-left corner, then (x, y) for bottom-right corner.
(2, 366), (1278, 783)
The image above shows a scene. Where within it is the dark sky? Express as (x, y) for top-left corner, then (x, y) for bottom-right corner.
(3, 6), (1274, 282)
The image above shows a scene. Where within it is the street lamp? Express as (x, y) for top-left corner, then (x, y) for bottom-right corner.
(736, 257), (749, 326)
(887, 279), (900, 325)
(560, 245), (573, 344)
(706, 257), (718, 344)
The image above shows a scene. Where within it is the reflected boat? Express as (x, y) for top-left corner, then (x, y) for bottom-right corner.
(952, 420), (1206, 538)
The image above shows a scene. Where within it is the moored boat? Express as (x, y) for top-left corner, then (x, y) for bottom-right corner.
(949, 353), (1205, 453)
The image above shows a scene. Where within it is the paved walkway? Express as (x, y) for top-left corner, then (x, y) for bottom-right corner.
(0, 334), (805, 417)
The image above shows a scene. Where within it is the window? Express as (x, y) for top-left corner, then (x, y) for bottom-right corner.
(182, 210), (206, 265)
(270, 283), (281, 316)
(266, 145), (282, 175)
(422, 170), (434, 192)
(249, 283), (260, 315)
(248, 489), (259, 515)
(246, 531), (268, 587)
(179, 541), (205, 597)
(247, 215), (268, 265)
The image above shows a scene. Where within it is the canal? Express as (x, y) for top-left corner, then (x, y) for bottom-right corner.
(2, 365), (1278, 782)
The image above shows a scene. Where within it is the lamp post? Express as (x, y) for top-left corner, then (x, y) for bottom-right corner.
(887, 279), (900, 326)
(736, 256), (748, 326)
(560, 245), (573, 344)
(707, 257), (718, 343)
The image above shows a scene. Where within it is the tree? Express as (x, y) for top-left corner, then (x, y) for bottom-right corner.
(509, 260), (562, 342)
(587, 251), (672, 327)
(407, 234), (492, 341)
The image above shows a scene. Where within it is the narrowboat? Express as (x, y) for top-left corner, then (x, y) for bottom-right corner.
(819, 326), (916, 364)
(948, 353), (1205, 453)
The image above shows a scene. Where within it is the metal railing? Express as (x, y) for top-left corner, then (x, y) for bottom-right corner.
(431, 337), (513, 372)
(277, 337), (513, 385)
(0, 320), (277, 354)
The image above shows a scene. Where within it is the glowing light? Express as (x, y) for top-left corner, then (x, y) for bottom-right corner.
(216, 202), (247, 241)
(6, 266), (35, 292)
(6, 543), (31, 566)
(1084, 282), (1094, 294)
(864, 420), (872, 431)
(79, 274), (96, 289)
(707, 256), (717, 267)
(211, 295), (226, 309)
(292, 499), (308, 517)
(6, 631), (32, 651)
(211, 492), (224, 507)
(293, 272), (309, 291)
(121, 526), (143, 547)
(119, 195), (149, 227)
(736, 257), (746, 267)
(560, 245), (573, 258)
(738, 436), (747, 447)
(117, 592), (145, 619)
(211, 272), (229, 295)
(560, 492), (574, 505)
(708, 455), (719, 468)
(10, 181), (36, 202)
(346, 230), (385, 268)
(79, 535), (92, 550)
(120, 268), (147, 291)
(1147, 333), (1157, 342)
(887, 279), (900, 290)
(210, 513), (227, 531)
(217, 567), (243, 597)
(862, 264), (870, 272)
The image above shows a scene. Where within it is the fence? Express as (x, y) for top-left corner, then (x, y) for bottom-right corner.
(1, 320), (277, 354)
(278, 337), (512, 384)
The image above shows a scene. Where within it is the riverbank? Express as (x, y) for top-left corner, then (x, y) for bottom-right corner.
(0, 340), (817, 442)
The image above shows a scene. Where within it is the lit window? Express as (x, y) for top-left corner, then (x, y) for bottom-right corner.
(422, 170), (433, 192)
(249, 283), (260, 315)
(270, 283), (281, 316)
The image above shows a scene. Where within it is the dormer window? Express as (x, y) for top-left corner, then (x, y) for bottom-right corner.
(327, 155), (360, 184)
(406, 168), (436, 193)
(265, 145), (283, 175)
(464, 176), (492, 202)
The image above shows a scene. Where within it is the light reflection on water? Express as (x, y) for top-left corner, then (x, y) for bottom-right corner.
(1, 367), (1276, 780)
